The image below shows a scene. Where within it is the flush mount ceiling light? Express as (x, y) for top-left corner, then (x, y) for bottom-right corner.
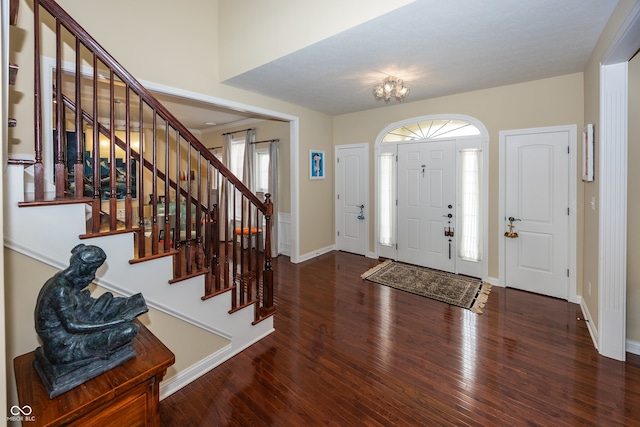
(372, 76), (410, 103)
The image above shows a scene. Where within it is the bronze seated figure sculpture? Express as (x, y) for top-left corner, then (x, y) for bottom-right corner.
(33, 244), (148, 398)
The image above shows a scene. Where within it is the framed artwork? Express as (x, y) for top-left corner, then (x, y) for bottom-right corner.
(582, 124), (594, 182)
(310, 150), (325, 180)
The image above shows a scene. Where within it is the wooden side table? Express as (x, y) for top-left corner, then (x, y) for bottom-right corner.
(14, 321), (175, 426)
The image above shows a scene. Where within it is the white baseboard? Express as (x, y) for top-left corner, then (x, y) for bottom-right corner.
(159, 326), (274, 399)
(485, 276), (501, 287)
(297, 245), (335, 263)
(578, 296), (599, 351)
(366, 251), (378, 259)
(626, 339), (640, 356)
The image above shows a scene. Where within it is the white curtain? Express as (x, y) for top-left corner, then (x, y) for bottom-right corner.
(243, 129), (255, 192)
(458, 149), (483, 262)
(268, 140), (279, 255)
(220, 134), (232, 240)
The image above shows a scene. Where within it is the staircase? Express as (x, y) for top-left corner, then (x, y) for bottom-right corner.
(4, 0), (276, 393)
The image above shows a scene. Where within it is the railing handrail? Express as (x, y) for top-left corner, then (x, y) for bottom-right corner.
(36, 0), (267, 212)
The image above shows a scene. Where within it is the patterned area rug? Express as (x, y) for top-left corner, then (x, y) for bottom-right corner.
(361, 260), (492, 314)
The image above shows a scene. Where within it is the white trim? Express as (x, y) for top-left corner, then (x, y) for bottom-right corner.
(598, 62), (628, 361)
(160, 343), (232, 399)
(579, 296), (599, 351)
(158, 323), (274, 399)
(40, 56), (302, 265)
(498, 125), (578, 302)
(485, 276), (501, 287)
(627, 339), (640, 356)
(335, 143), (369, 256)
(297, 244), (336, 263)
(595, 0), (640, 362)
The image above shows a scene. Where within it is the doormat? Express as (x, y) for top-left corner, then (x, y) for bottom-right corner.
(361, 260), (492, 314)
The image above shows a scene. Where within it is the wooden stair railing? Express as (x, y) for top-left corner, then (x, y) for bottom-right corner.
(19, 0), (276, 323)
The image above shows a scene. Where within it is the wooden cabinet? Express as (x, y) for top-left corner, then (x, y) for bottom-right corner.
(14, 321), (175, 427)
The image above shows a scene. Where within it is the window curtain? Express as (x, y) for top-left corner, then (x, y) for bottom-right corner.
(243, 129), (255, 191)
(242, 130), (256, 233)
(268, 140), (279, 255)
(458, 149), (483, 262)
(220, 134), (232, 240)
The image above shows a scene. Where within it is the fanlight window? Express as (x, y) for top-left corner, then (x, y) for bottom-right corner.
(382, 119), (480, 143)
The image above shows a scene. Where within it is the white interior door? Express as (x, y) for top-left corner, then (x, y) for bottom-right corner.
(504, 130), (569, 299)
(397, 141), (456, 272)
(335, 144), (368, 255)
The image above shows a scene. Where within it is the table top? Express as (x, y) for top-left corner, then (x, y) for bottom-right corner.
(14, 320), (175, 426)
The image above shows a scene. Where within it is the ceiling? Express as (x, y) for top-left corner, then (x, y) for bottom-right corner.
(220, 0), (618, 117)
(152, 0), (619, 131)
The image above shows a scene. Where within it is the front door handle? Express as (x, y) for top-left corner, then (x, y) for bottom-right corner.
(357, 205), (365, 220)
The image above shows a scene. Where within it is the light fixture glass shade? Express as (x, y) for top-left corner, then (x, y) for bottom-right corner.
(373, 76), (409, 103)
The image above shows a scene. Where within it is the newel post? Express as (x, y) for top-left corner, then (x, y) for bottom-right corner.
(262, 194), (275, 314)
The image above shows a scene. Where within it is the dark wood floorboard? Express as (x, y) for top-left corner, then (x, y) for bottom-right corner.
(160, 251), (640, 426)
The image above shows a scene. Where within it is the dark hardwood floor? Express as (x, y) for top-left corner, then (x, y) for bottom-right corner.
(160, 251), (640, 426)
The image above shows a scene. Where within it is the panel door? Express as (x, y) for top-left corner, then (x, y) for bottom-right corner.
(397, 141), (456, 272)
(504, 130), (569, 299)
(336, 145), (368, 255)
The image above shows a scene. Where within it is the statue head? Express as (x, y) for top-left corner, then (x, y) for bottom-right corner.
(67, 244), (107, 288)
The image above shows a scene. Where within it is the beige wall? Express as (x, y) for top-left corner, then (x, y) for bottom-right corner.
(334, 73), (585, 280)
(628, 54), (640, 342)
(217, 0), (414, 81)
(4, 249), (229, 408)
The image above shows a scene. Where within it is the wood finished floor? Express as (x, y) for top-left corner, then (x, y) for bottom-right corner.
(159, 251), (640, 426)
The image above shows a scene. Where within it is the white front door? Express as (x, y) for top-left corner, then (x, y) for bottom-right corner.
(397, 141), (456, 272)
(335, 144), (368, 255)
(504, 130), (569, 299)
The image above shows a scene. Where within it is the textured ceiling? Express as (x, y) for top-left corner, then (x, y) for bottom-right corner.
(221, 0), (619, 116)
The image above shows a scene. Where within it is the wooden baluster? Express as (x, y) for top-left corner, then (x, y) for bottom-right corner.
(91, 54), (101, 234)
(54, 19), (66, 199)
(184, 145), (193, 275)
(150, 112), (159, 255)
(195, 156), (204, 270)
(33, 0), (44, 201)
(223, 178), (230, 290)
(261, 194), (275, 317)
(108, 71), (117, 231)
(137, 96), (146, 259)
(124, 86), (133, 229)
(74, 38), (84, 199)
(213, 170), (222, 292)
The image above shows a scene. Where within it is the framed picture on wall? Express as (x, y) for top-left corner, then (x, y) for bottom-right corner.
(582, 124), (594, 182)
(310, 150), (325, 180)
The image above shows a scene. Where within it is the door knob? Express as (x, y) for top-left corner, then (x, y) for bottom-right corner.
(505, 217), (521, 238)
(443, 213), (453, 218)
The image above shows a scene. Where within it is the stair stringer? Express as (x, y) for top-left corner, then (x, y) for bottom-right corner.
(3, 164), (274, 396)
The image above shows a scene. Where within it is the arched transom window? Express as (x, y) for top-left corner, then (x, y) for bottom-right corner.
(381, 119), (480, 143)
